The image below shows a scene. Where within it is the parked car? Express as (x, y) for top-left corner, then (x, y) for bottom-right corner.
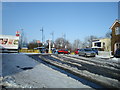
(75, 49), (80, 54)
(78, 48), (96, 57)
(58, 49), (69, 54)
(114, 48), (120, 58)
(92, 48), (98, 55)
(37, 47), (46, 53)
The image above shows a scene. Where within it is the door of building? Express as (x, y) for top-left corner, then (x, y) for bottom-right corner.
(114, 42), (120, 53)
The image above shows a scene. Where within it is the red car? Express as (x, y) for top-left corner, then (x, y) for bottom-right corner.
(58, 49), (69, 54)
(75, 49), (80, 54)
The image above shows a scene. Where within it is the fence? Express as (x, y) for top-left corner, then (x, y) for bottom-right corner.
(19, 49), (39, 53)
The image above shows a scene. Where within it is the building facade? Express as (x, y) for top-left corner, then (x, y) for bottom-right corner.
(110, 20), (120, 54)
(92, 38), (111, 51)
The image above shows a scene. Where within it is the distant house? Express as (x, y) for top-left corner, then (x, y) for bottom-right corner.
(110, 19), (120, 55)
(92, 38), (111, 51)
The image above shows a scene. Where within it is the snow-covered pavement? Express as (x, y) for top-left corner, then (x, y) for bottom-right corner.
(1, 53), (91, 88)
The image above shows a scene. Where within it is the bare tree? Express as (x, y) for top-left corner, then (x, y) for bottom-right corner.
(81, 41), (89, 48)
(65, 40), (72, 50)
(19, 29), (28, 48)
(84, 35), (98, 47)
(45, 39), (53, 48)
(55, 37), (71, 49)
(105, 30), (112, 38)
(55, 38), (64, 49)
(72, 39), (82, 50)
(28, 40), (42, 49)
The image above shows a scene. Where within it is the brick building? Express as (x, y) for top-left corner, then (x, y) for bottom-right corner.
(110, 20), (120, 55)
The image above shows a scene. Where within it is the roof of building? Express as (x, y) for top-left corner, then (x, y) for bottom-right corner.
(110, 19), (120, 30)
(92, 38), (111, 42)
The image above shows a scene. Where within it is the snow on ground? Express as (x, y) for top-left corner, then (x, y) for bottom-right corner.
(95, 55), (112, 59)
(108, 57), (120, 63)
(11, 64), (91, 88)
(69, 54), (120, 63)
(1, 53), (91, 88)
(0, 53), (2, 77)
(111, 57), (119, 61)
(97, 51), (113, 59)
(95, 55), (120, 63)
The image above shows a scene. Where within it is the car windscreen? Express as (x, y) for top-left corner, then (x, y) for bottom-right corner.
(64, 49), (68, 51)
(92, 48), (97, 50)
(84, 49), (92, 51)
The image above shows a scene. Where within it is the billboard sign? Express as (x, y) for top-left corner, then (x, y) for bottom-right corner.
(0, 35), (19, 49)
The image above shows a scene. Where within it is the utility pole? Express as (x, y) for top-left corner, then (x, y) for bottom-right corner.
(49, 39), (51, 53)
(20, 29), (24, 48)
(51, 32), (54, 48)
(62, 33), (66, 48)
(62, 33), (66, 40)
(51, 32), (54, 42)
(52, 32), (55, 48)
(64, 34), (66, 49)
(40, 27), (44, 44)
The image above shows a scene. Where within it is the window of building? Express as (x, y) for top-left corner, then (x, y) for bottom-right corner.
(94, 42), (101, 47)
(94, 43), (97, 46)
(115, 27), (120, 35)
(116, 43), (120, 49)
(116, 43), (118, 47)
(117, 43), (120, 48)
(103, 42), (105, 46)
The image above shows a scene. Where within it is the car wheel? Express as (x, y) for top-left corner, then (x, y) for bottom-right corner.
(93, 55), (95, 57)
(84, 54), (87, 57)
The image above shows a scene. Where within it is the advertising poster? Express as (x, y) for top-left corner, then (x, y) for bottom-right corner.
(0, 35), (19, 49)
